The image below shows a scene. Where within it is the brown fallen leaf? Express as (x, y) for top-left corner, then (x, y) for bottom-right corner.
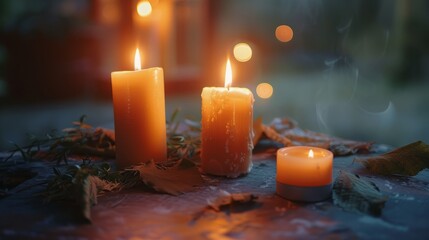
(73, 170), (93, 223)
(207, 190), (258, 211)
(333, 171), (388, 216)
(356, 141), (429, 176)
(256, 118), (373, 156)
(131, 161), (204, 196)
(261, 124), (292, 146)
(330, 141), (373, 156)
(189, 191), (259, 225)
(94, 127), (115, 142)
(73, 171), (120, 223)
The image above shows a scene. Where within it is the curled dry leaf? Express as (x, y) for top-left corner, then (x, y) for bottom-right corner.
(46, 164), (120, 223)
(131, 161), (204, 196)
(356, 141), (429, 176)
(254, 118), (373, 156)
(5, 117), (118, 163)
(207, 190), (258, 211)
(262, 124), (292, 146)
(74, 174), (120, 223)
(73, 171), (93, 223)
(93, 127), (115, 143)
(333, 171), (388, 216)
(190, 191), (259, 225)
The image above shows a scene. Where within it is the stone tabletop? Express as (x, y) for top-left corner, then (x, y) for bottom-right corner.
(1, 150), (429, 240)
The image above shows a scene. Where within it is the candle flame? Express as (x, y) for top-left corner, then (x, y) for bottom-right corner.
(134, 48), (141, 70)
(308, 149), (314, 158)
(224, 58), (232, 89)
(137, 0), (152, 17)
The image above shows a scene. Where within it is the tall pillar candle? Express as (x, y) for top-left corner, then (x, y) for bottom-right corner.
(201, 58), (254, 178)
(111, 49), (167, 169)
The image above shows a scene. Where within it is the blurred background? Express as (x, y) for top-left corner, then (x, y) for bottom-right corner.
(0, 0), (428, 150)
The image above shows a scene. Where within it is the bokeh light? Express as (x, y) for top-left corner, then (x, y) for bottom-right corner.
(275, 25), (293, 43)
(256, 83), (273, 99)
(137, 0), (152, 17)
(233, 43), (252, 62)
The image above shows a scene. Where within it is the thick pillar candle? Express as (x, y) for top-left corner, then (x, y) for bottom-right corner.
(111, 49), (167, 169)
(201, 59), (254, 178)
(276, 146), (333, 202)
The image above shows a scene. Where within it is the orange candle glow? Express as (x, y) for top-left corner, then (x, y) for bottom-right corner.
(276, 146), (333, 202)
(200, 58), (254, 178)
(111, 48), (167, 169)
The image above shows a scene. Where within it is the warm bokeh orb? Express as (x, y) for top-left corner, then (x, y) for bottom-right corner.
(233, 43), (252, 62)
(256, 83), (273, 99)
(275, 25), (293, 43)
(137, 0), (152, 17)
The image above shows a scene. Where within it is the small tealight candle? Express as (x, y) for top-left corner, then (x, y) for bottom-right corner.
(276, 146), (333, 202)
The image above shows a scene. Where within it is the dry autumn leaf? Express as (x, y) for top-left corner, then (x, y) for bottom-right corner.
(73, 172), (120, 223)
(132, 161), (204, 196)
(73, 171), (93, 223)
(333, 171), (388, 216)
(207, 190), (258, 211)
(254, 118), (373, 156)
(356, 141), (429, 176)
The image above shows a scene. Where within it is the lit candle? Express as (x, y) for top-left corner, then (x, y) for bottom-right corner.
(276, 146), (333, 202)
(111, 48), (167, 169)
(201, 58), (254, 178)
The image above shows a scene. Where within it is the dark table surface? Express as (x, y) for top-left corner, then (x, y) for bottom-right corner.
(1, 149), (429, 240)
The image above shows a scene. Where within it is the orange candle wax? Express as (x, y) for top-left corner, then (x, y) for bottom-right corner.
(200, 58), (254, 178)
(111, 49), (167, 169)
(276, 146), (333, 202)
